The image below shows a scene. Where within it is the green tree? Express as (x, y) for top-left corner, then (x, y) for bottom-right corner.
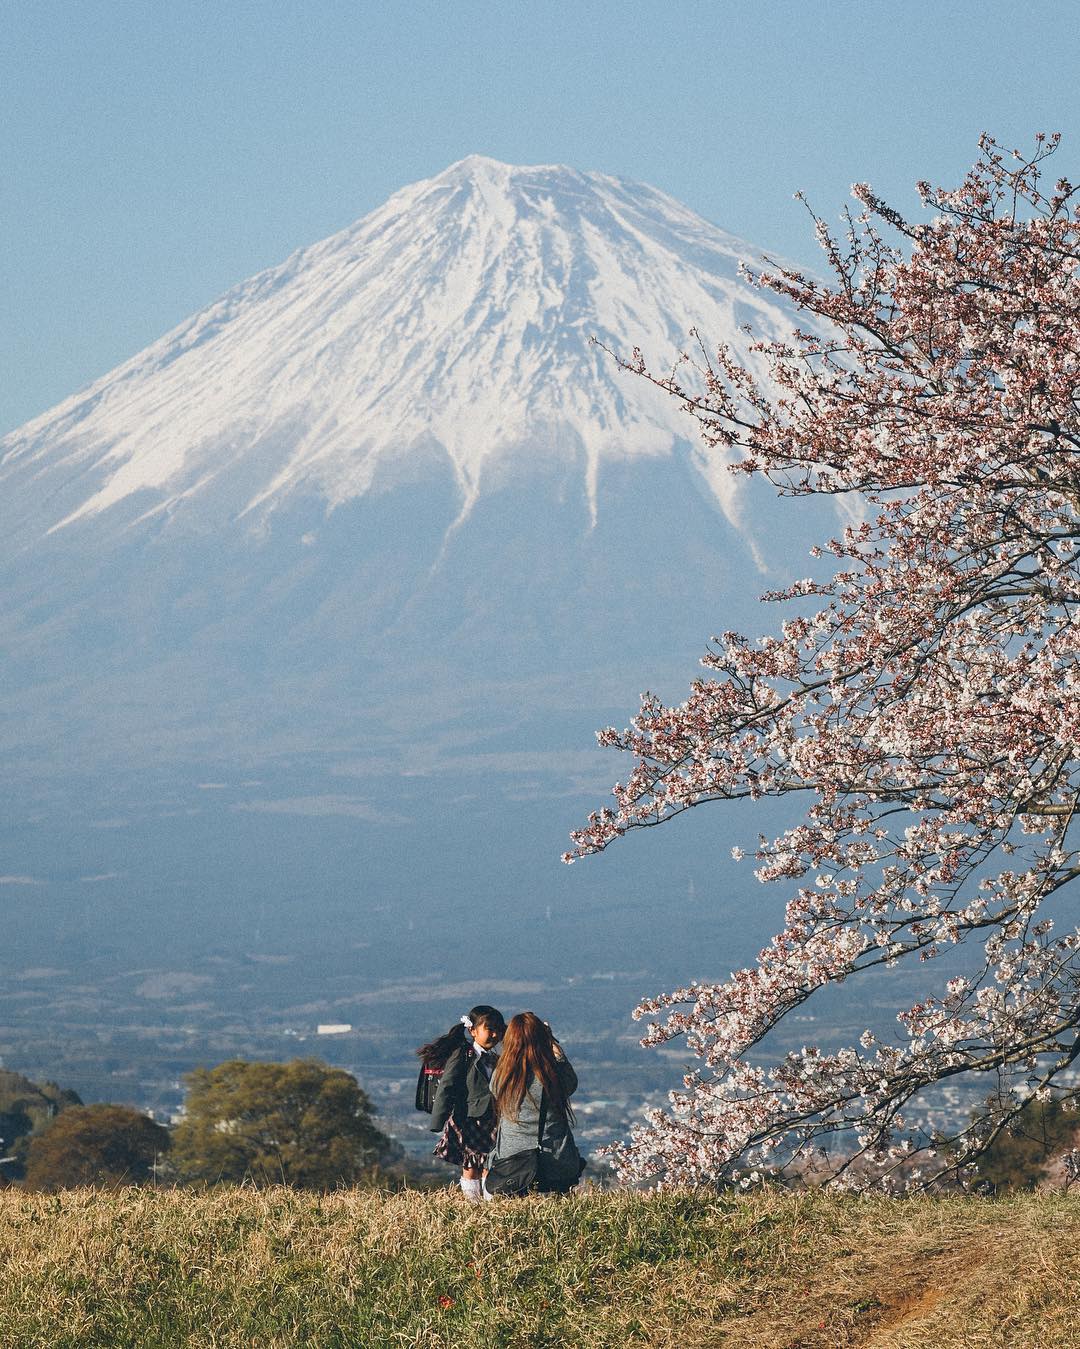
(0, 1069), (82, 1180)
(170, 1058), (399, 1188)
(23, 1104), (169, 1190)
(974, 1097), (1080, 1192)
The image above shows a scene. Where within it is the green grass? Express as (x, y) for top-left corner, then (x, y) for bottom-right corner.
(1, 1185), (1078, 1346)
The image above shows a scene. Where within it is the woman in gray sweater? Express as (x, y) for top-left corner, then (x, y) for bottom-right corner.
(486, 1011), (584, 1195)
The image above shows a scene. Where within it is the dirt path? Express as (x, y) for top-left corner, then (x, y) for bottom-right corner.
(857, 1242), (981, 1347)
(834, 1223), (1043, 1348)
(720, 1221), (1011, 1349)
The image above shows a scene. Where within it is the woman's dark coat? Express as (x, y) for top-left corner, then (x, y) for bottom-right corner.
(429, 1045), (495, 1132)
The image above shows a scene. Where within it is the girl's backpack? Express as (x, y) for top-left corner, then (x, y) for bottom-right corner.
(415, 1062), (443, 1113)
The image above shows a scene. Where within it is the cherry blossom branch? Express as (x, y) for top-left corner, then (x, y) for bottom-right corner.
(570, 134), (1080, 1188)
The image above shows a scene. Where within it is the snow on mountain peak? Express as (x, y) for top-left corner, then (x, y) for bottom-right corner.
(1, 158), (801, 536)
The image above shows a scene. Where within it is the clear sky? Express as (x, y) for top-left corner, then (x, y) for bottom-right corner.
(4, 0), (1078, 435)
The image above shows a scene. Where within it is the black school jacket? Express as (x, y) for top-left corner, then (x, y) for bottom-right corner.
(429, 1045), (495, 1132)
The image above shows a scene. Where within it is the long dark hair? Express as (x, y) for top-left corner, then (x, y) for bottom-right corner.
(416, 1004), (505, 1067)
(490, 1012), (574, 1125)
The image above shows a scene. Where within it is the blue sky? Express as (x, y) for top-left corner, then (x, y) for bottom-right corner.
(4, 1), (1078, 435)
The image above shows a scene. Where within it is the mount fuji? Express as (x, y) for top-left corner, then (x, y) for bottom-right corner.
(0, 158), (827, 1015)
(4, 155), (799, 540)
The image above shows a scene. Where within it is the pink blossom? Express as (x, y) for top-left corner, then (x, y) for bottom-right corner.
(570, 135), (1080, 1189)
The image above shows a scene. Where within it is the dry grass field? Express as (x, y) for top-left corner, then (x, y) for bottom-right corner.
(0, 1185), (1078, 1347)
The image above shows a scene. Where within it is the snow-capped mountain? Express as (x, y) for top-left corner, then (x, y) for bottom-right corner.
(0, 156), (824, 791)
(1, 156), (800, 545)
(0, 154), (839, 1039)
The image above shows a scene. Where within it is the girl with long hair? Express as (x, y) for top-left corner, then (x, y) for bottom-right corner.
(417, 1003), (505, 1201)
(486, 1011), (584, 1196)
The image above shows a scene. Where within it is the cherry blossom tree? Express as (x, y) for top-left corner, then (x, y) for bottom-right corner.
(567, 135), (1080, 1188)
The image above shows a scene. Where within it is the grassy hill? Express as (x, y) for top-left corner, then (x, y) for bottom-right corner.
(0, 1186), (1077, 1346)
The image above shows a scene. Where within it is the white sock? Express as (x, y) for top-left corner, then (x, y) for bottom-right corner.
(460, 1177), (483, 1202)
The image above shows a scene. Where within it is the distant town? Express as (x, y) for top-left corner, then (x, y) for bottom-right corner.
(0, 953), (1013, 1167)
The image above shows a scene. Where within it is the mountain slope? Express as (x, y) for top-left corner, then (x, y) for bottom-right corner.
(0, 158), (829, 995)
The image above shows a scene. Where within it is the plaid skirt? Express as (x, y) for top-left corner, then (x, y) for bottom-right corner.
(433, 1110), (496, 1170)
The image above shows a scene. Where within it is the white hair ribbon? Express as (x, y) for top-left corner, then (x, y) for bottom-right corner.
(460, 1014), (474, 1031)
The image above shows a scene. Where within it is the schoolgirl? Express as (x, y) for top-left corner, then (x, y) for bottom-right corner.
(417, 1003), (506, 1201)
(485, 1011), (585, 1196)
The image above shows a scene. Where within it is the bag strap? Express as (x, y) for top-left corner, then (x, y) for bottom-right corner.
(537, 1089), (547, 1146)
